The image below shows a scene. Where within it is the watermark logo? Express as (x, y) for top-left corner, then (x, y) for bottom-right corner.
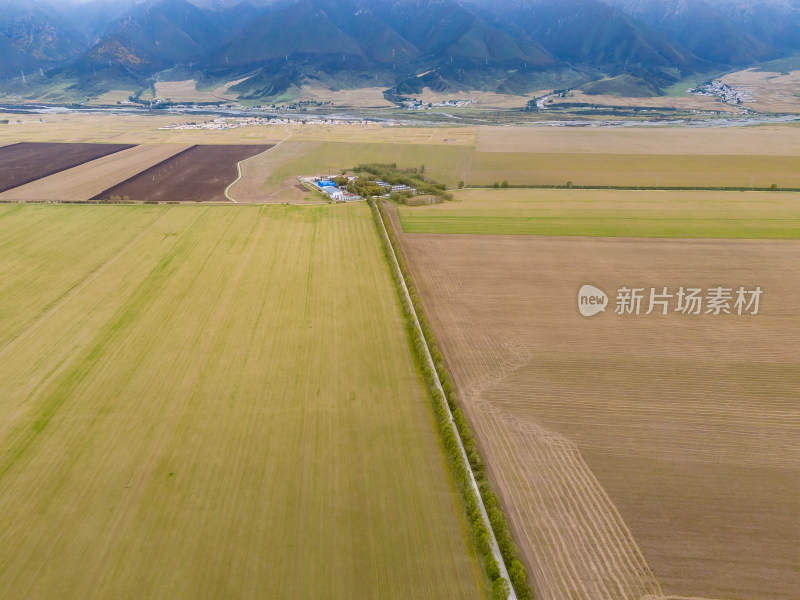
(578, 284), (608, 317)
(578, 284), (762, 317)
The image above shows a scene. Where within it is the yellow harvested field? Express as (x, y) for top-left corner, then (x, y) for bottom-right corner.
(466, 152), (800, 188)
(477, 125), (800, 155)
(0, 113), (478, 147)
(0, 203), (487, 599)
(0, 144), (190, 202)
(721, 69), (800, 113)
(0, 113), (290, 145)
(397, 228), (800, 600)
(288, 124), (478, 146)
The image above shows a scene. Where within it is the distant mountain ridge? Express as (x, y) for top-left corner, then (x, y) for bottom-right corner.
(2, 0), (800, 102)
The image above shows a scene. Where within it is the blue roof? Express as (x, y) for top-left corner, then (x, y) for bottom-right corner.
(318, 180), (337, 187)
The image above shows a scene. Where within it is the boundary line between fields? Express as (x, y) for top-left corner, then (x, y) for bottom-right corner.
(372, 199), (517, 600)
(224, 130), (292, 203)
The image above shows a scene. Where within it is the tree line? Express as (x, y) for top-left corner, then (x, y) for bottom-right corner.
(368, 198), (533, 600)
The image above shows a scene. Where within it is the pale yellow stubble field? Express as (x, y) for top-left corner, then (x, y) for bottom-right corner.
(0, 203), (487, 600)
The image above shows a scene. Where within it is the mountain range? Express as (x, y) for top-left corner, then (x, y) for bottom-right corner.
(2, 0), (800, 102)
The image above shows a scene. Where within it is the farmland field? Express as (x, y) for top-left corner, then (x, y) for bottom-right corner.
(465, 151), (800, 188)
(390, 207), (800, 600)
(91, 145), (272, 202)
(475, 125), (800, 155)
(398, 188), (800, 238)
(229, 140), (472, 203)
(0, 203), (486, 599)
(3, 115), (800, 196)
(0, 142), (134, 193)
(0, 145), (190, 202)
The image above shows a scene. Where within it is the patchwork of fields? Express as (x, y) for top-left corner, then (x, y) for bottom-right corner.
(0, 145), (190, 202)
(2, 115), (799, 600)
(0, 204), (486, 599)
(91, 144), (272, 202)
(0, 143), (273, 204)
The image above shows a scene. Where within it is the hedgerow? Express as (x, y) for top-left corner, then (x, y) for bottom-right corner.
(368, 198), (534, 600)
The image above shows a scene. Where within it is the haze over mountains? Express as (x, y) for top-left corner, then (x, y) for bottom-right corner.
(2, 0), (799, 101)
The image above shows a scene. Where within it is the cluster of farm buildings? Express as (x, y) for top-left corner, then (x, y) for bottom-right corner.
(301, 176), (418, 202)
(313, 178), (362, 202)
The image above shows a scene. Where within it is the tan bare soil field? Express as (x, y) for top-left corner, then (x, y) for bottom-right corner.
(721, 69), (800, 113)
(0, 145), (189, 202)
(395, 222), (800, 600)
(477, 125), (800, 155)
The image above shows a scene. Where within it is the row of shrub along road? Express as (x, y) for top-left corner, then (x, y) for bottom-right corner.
(368, 197), (534, 600)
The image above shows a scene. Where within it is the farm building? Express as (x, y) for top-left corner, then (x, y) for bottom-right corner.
(324, 187), (345, 201)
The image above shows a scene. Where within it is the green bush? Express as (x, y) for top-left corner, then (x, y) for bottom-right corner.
(492, 578), (511, 600)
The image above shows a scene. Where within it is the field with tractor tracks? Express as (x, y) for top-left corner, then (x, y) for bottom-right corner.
(391, 205), (800, 600)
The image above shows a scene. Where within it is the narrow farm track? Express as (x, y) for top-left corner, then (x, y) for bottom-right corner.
(226, 130), (292, 203)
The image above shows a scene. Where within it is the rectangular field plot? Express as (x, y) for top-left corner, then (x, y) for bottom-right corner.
(398, 188), (800, 239)
(0, 145), (190, 202)
(0, 142), (134, 193)
(396, 226), (800, 600)
(467, 152), (800, 189)
(91, 144), (272, 203)
(0, 204), (485, 600)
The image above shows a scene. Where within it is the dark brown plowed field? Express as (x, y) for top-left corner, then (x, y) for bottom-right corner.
(90, 144), (272, 203)
(0, 142), (135, 193)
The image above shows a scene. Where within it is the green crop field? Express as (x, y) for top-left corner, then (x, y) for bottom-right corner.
(397, 188), (800, 238)
(0, 203), (485, 600)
